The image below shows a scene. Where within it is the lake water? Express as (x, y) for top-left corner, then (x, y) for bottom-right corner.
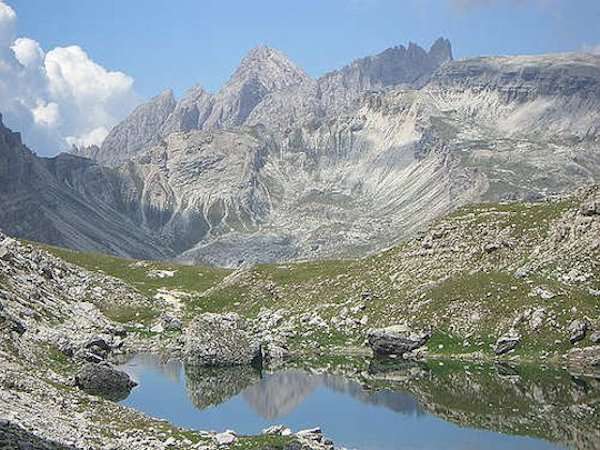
(116, 354), (600, 450)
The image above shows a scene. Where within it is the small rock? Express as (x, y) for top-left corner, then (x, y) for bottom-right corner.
(495, 333), (520, 355)
(484, 242), (502, 253)
(214, 431), (237, 446)
(533, 287), (556, 300)
(568, 319), (588, 344)
(580, 198), (600, 216)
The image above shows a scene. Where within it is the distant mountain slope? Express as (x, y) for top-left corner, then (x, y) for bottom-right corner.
(2, 42), (600, 266)
(0, 114), (171, 259)
(95, 39), (452, 167)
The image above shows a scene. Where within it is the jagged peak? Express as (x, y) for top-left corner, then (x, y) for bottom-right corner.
(226, 45), (311, 90)
(155, 89), (176, 103)
(0, 112), (23, 147)
(242, 45), (291, 65)
(125, 89), (176, 119)
(429, 37), (453, 63)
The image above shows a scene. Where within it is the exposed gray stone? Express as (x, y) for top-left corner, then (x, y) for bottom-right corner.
(495, 333), (521, 355)
(184, 313), (262, 367)
(75, 364), (137, 401)
(568, 319), (589, 344)
(367, 325), (431, 356)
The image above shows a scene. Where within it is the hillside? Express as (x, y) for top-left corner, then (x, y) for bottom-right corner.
(1, 184), (599, 449)
(39, 184), (600, 363)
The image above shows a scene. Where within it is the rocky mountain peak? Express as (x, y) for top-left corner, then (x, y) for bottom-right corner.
(429, 37), (453, 65)
(230, 45), (311, 91)
(97, 89), (177, 166)
(0, 113), (23, 149)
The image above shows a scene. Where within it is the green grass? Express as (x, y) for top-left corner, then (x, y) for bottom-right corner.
(255, 258), (357, 285)
(102, 304), (159, 324)
(43, 344), (75, 375)
(231, 435), (296, 450)
(39, 243), (231, 297)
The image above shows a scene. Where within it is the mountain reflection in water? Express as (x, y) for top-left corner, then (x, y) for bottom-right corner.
(117, 354), (600, 450)
(241, 370), (423, 420)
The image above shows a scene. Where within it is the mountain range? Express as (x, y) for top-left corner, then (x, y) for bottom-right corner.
(1, 38), (600, 266)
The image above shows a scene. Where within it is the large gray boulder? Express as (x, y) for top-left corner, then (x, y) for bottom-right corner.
(367, 325), (431, 357)
(75, 364), (137, 401)
(184, 313), (262, 367)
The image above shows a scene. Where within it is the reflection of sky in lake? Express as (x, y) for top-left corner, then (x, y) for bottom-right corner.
(117, 355), (565, 450)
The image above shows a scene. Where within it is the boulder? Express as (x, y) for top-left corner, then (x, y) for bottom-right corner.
(263, 425), (292, 436)
(581, 198), (600, 216)
(295, 427), (334, 450)
(214, 431), (237, 446)
(567, 346), (600, 369)
(184, 313), (261, 367)
(494, 333), (520, 355)
(75, 364), (137, 401)
(483, 242), (502, 253)
(529, 308), (546, 331)
(590, 331), (600, 344)
(367, 325), (431, 356)
(84, 336), (112, 353)
(568, 319), (588, 344)
(162, 315), (183, 331)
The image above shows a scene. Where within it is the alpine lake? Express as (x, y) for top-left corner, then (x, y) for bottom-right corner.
(115, 353), (600, 450)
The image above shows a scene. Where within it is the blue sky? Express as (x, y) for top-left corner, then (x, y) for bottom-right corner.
(11, 0), (600, 98)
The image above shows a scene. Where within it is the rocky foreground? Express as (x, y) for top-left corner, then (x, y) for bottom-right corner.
(0, 185), (599, 449)
(0, 233), (337, 449)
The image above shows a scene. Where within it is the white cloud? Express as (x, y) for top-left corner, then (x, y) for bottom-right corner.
(0, 1), (16, 47)
(11, 37), (43, 67)
(0, 1), (139, 155)
(66, 126), (109, 148)
(32, 101), (60, 128)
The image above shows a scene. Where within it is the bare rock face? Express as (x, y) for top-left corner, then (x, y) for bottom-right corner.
(183, 313), (262, 367)
(0, 115), (171, 260)
(203, 46), (312, 130)
(367, 325), (431, 356)
(317, 38), (453, 115)
(99, 90), (176, 166)
(160, 85), (213, 136)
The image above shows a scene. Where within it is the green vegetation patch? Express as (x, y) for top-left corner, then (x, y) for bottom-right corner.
(231, 435), (296, 450)
(39, 244), (231, 297)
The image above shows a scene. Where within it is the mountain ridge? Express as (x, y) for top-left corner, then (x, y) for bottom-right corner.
(2, 42), (600, 266)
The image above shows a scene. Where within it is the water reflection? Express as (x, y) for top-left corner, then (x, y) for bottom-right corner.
(242, 370), (320, 419)
(117, 355), (600, 450)
(186, 365), (261, 409)
(365, 359), (600, 450)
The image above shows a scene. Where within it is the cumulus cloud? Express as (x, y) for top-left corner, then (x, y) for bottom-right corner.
(0, 1), (139, 155)
(11, 37), (43, 67)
